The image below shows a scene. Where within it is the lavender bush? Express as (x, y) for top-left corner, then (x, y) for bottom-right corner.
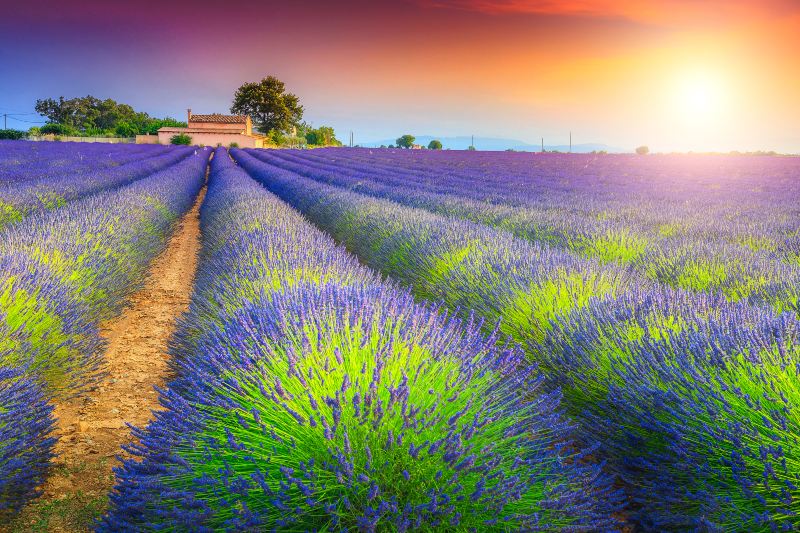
(101, 148), (620, 531)
(232, 148), (638, 348)
(233, 147), (800, 529)
(539, 289), (800, 530)
(249, 149), (800, 313)
(0, 145), (208, 514)
(0, 366), (55, 516)
(0, 141), (193, 231)
(0, 147), (209, 396)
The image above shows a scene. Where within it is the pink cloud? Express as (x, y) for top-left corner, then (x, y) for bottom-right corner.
(423, 0), (799, 26)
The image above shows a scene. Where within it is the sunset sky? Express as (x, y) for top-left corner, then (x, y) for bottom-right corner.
(1, 0), (798, 152)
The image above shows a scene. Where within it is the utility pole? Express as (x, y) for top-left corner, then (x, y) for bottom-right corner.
(570, 131), (572, 153)
(3, 114), (6, 129)
(471, 134), (474, 149)
(541, 137), (544, 153)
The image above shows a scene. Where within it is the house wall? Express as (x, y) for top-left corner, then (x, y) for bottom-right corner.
(135, 135), (160, 144)
(156, 130), (264, 148)
(186, 121), (245, 132)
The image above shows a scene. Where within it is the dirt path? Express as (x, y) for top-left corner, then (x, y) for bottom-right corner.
(8, 186), (206, 532)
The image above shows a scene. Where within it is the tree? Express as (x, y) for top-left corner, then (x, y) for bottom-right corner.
(230, 76), (304, 135)
(35, 97), (69, 125)
(636, 145), (649, 155)
(114, 121), (138, 138)
(140, 117), (186, 135)
(427, 140), (442, 150)
(35, 95), (134, 131)
(467, 145), (476, 151)
(305, 125), (341, 146)
(396, 134), (415, 149)
(35, 95), (184, 136)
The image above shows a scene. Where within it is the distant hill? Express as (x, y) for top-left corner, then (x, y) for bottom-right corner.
(362, 135), (626, 153)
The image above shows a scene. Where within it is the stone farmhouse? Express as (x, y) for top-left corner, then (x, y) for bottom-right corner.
(156, 109), (267, 148)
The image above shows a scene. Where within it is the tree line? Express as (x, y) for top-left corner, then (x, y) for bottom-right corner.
(391, 134), (442, 150)
(25, 76), (341, 147)
(33, 96), (185, 137)
(12, 76), (448, 149)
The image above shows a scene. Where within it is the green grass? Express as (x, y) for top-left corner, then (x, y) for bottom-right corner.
(6, 459), (114, 532)
(8, 493), (108, 532)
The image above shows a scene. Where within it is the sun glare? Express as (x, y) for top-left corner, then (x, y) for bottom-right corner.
(673, 70), (726, 122)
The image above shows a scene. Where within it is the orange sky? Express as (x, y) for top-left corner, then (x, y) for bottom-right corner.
(374, 0), (800, 151)
(2, 0), (798, 151)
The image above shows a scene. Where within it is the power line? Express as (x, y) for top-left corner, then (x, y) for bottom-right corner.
(0, 109), (38, 115)
(6, 115), (47, 124)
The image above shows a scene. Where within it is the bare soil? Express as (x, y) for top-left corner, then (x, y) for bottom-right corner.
(7, 187), (206, 532)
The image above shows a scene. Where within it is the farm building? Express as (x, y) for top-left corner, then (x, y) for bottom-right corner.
(156, 109), (267, 148)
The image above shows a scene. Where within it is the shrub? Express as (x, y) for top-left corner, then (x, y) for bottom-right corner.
(229, 142), (239, 148)
(39, 123), (78, 136)
(268, 130), (286, 145)
(635, 145), (649, 155)
(83, 126), (113, 137)
(170, 133), (192, 145)
(0, 130), (26, 140)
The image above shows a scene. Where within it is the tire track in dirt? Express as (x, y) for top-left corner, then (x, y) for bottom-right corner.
(8, 184), (207, 532)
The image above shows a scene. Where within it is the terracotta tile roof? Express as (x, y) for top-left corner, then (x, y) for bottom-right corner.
(189, 113), (249, 124)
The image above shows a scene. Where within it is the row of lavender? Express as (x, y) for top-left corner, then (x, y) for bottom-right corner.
(254, 149), (800, 314)
(0, 142), (194, 231)
(0, 147), (208, 514)
(101, 148), (620, 530)
(233, 149), (800, 530)
(285, 148), (799, 246)
(0, 141), (171, 184)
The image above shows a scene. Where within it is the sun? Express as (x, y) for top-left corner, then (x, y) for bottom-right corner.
(680, 76), (715, 113)
(673, 70), (727, 122)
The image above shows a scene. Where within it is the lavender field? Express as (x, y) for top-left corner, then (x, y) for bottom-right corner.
(3, 141), (800, 531)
